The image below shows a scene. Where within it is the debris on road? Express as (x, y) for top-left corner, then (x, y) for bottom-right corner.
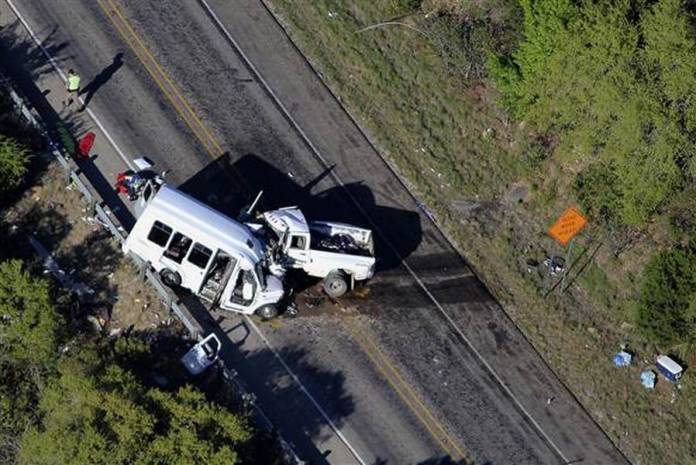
(181, 333), (221, 375)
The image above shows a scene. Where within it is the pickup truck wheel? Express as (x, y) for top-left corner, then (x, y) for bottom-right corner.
(256, 304), (279, 320)
(159, 268), (181, 288)
(324, 271), (349, 298)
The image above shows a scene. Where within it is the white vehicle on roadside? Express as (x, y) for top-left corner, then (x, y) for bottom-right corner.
(252, 207), (376, 297)
(122, 185), (284, 319)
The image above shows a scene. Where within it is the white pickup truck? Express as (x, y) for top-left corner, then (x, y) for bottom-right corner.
(251, 207), (376, 297)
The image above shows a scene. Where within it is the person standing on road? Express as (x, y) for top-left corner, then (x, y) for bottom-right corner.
(63, 69), (81, 107)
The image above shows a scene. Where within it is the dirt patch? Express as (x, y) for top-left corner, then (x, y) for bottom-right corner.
(2, 162), (173, 334)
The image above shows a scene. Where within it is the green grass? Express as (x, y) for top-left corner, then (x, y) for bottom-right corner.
(273, 0), (525, 201)
(267, 1), (696, 463)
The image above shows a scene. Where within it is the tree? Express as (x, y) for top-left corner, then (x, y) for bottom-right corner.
(0, 260), (60, 367)
(0, 135), (30, 198)
(491, 0), (696, 225)
(19, 341), (252, 465)
(0, 260), (61, 464)
(637, 249), (696, 347)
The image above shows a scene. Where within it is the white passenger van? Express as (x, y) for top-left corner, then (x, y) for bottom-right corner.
(123, 185), (284, 319)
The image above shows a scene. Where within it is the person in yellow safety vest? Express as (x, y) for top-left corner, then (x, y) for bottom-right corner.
(64, 69), (81, 107)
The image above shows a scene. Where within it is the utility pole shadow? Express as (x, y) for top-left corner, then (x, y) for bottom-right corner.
(79, 52), (124, 111)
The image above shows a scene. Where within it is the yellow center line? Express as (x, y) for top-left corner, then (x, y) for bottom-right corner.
(343, 319), (470, 463)
(94, 1), (467, 460)
(106, 0), (226, 156)
(97, 0), (223, 158)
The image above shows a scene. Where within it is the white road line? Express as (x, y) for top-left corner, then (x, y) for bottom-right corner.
(198, 1), (571, 463)
(5, 0), (135, 171)
(244, 316), (368, 465)
(10, 1), (363, 462)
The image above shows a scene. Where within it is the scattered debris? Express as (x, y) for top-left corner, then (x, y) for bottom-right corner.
(86, 315), (104, 333)
(656, 355), (684, 382)
(640, 370), (656, 390)
(29, 235), (95, 299)
(285, 301), (299, 318)
(108, 328), (122, 338)
(181, 333), (221, 375)
(613, 350), (633, 367)
(543, 256), (565, 276)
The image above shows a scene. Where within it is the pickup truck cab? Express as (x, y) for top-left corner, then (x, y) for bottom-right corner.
(257, 207), (376, 297)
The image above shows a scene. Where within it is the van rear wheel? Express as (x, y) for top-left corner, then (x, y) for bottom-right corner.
(256, 304), (279, 320)
(160, 268), (181, 288)
(324, 270), (349, 298)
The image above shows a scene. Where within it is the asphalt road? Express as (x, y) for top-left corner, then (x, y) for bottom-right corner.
(5, 1), (632, 464)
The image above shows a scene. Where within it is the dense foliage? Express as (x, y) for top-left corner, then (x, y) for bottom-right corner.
(637, 249), (696, 350)
(0, 260), (61, 463)
(0, 259), (256, 465)
(0, 134), (30, 199)
(19, 342), (252, 465)
(492, 0), (696, 225)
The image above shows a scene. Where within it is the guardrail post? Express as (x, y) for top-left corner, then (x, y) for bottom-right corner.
(138, 260), (146, 281)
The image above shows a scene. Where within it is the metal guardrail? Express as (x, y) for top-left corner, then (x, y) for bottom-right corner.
(2, 78), (303, 465)
(5, 82), (202, 338)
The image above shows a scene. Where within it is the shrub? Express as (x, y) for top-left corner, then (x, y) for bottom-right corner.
(0, 134), (30, 198)
(574, 162), (622, 224)
(0, 260), (60, 464)
(19, 341), (253, 465)
(637, 249), (696, 348)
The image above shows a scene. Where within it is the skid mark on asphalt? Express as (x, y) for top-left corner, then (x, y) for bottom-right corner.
(91, 0), (473, 461)
(197, 0), (572, 462)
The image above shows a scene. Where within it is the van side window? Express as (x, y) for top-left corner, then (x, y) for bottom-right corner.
(188, 243), (212, 269)
(290, 235), (307, 249)
(163, 233), (192, 264)
(230, 269), (256, 306)
(147, 221), (172, 247)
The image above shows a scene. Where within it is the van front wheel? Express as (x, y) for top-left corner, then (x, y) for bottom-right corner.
(324, 270), (349, 298)
(160, 268), (181, 288)
(256, 304), (279, 320)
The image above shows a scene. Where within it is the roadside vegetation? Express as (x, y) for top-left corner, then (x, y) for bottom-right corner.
(268, 0), (696, 462)
(1, 260), (253, 465)
(0, 88), (281, 465)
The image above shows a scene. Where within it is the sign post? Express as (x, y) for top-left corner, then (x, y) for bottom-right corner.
(547, 207), (588, 293)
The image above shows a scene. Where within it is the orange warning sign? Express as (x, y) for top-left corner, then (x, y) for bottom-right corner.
(548, 207), (587, 246)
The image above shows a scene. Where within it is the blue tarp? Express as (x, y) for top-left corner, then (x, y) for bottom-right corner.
(613, 351), (632, 367)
